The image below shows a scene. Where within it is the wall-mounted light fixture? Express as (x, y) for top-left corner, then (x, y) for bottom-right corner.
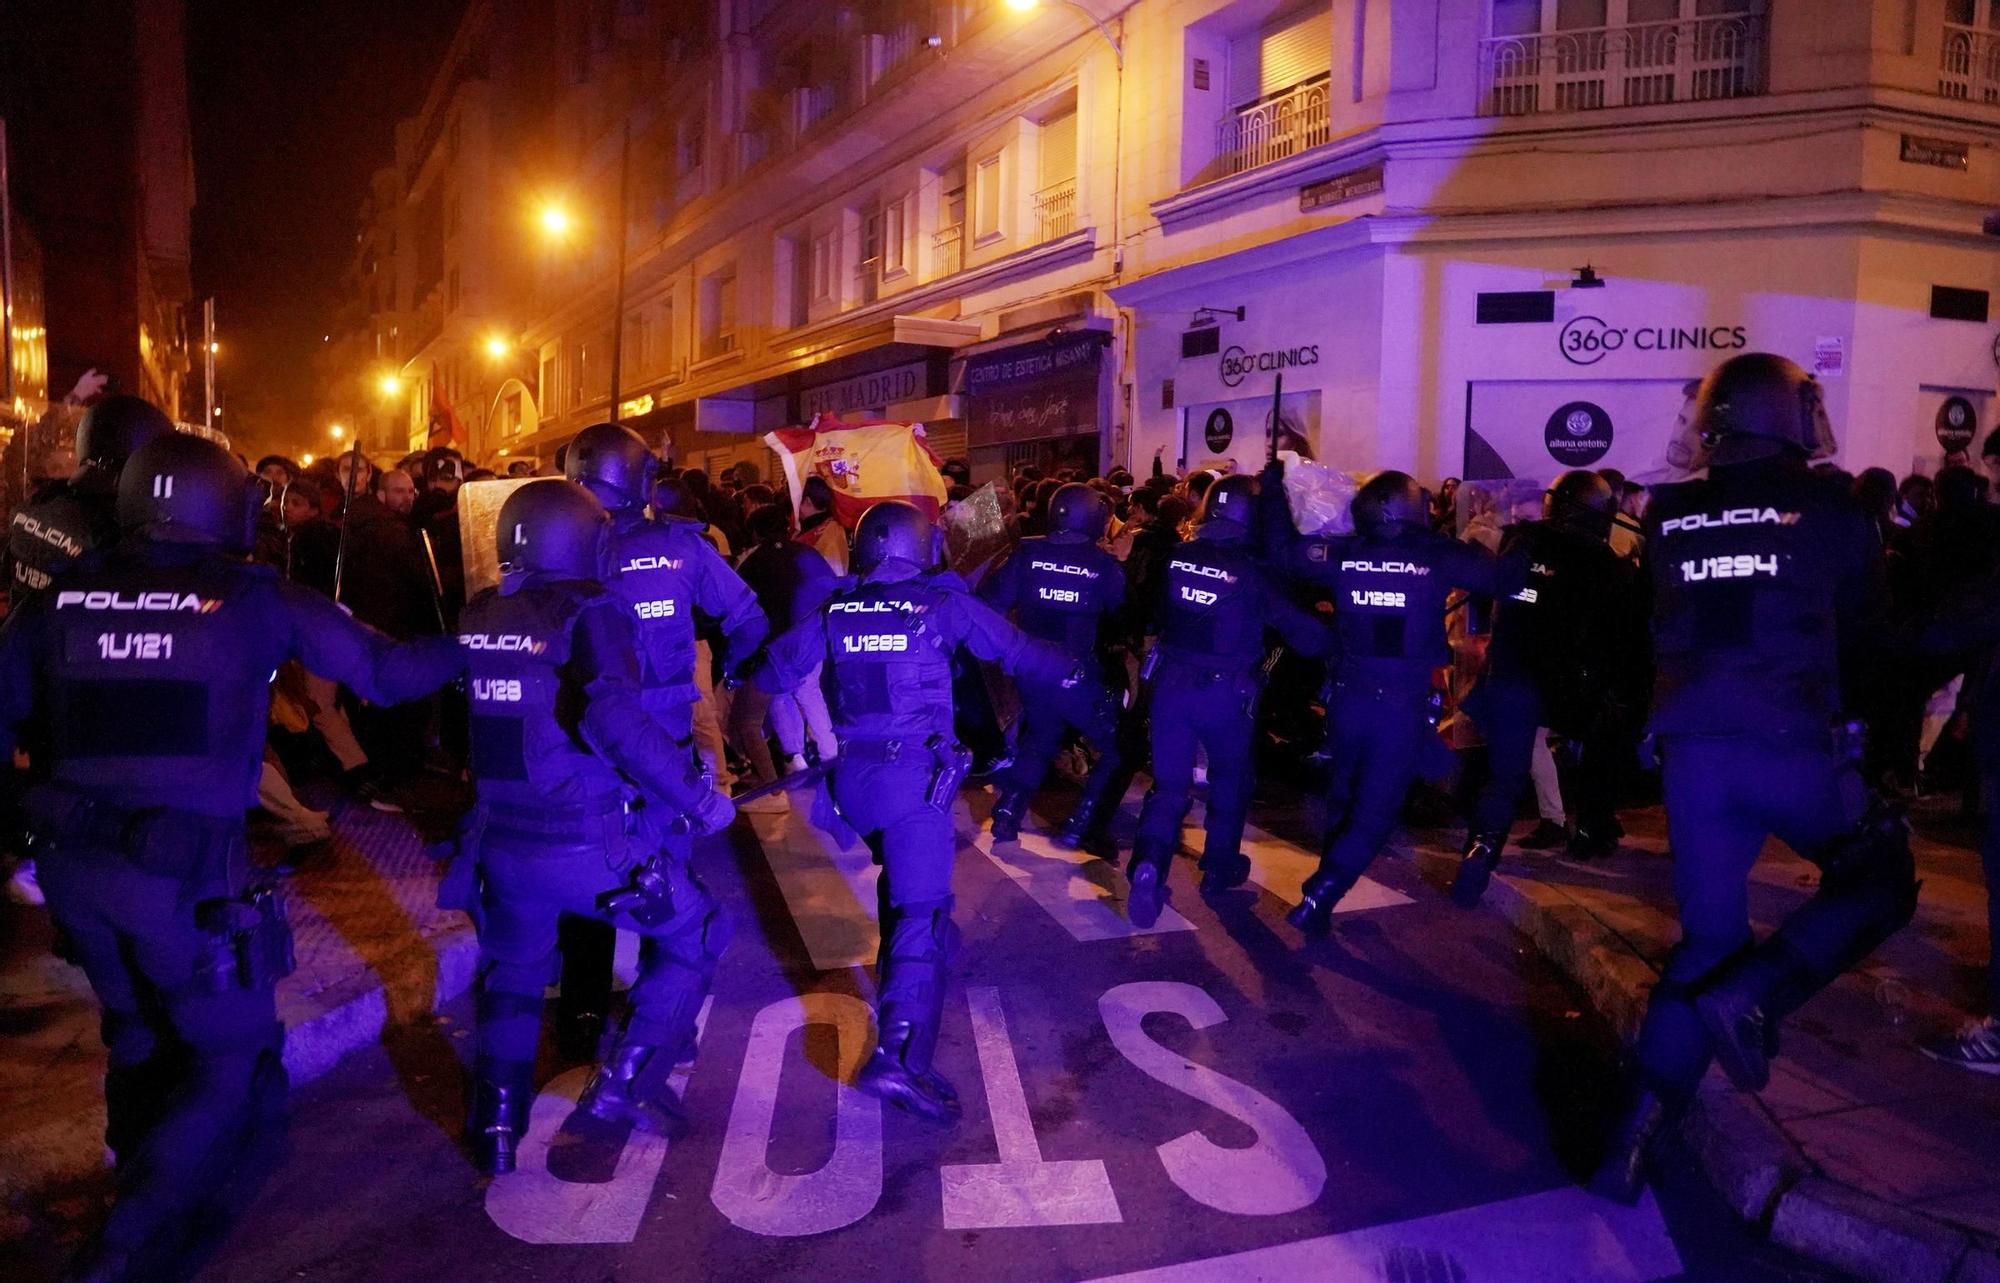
(1572, 265), (1606, 289)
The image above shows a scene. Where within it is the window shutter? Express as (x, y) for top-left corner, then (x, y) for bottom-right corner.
(1039, 110), (1078, 188)
(1230, 5), (1331, 105)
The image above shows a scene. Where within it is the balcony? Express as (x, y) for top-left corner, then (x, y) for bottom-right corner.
(1214, 76), (1330, 179)
(1480, 11), (1765, 117)
(1941, 23), (2000, 104)
(1033, 177), (1077, 241)
(931, 222), (964, 275)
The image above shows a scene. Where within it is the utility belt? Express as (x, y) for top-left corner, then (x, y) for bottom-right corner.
(1147, 649), (1256, 689)
(483, 794), (632, 846)
(841, 734), (973, 811)
(23, 781), (243, 886)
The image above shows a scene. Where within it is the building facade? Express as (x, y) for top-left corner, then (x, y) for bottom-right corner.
(341, 0), (2000, 486)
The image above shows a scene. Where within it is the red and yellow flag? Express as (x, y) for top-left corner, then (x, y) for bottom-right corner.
(764, 414), (948, 528)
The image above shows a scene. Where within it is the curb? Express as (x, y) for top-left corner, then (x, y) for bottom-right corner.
(279, 921), (479, 1085)
(1475, 861), (1996, 1283)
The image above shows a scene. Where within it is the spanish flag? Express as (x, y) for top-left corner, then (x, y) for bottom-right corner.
(764, 414), (948, 529)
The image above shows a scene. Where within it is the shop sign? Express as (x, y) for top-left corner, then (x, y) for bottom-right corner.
(1900, 134), (1969, 171)
(1203, 408), (1234, 452)
(801, 359), (931, 418)
(959, 332), (1105, 444)
(1558, 315), (1747, 367)
(1545, 401), (1614, 467)
(1219, 343), (1320, 389)
(1299, 164), (1384, 212)
(1937, 396), (1978, 452)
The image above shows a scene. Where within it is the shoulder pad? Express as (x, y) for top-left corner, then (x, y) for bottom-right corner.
(658, 514), (711, 536)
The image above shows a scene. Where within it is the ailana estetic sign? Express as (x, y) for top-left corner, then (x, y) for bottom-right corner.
(1558, 315), (1748, 367)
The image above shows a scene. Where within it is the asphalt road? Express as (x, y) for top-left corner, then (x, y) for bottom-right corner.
(29, 785), (1836, 1282)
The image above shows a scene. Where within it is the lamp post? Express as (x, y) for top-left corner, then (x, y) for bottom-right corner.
(537, 116), (635, 425)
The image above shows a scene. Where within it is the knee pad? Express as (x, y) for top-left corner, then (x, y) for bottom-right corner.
(884, 896), (958, 965)
(698, 899), (735, 964)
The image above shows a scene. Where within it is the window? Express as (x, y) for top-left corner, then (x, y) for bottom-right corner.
(701, 267), (738, 360)
(811, 232), (836, 303)
(883, 196), (909, 275)
(973, 154), (1002, 241)
(788, 234), (812, 327)
(1227, 5), (1332, 107)
(655, 296), (676, 374)
(623, 310), (648, 377)
(678, 116), (705, 175)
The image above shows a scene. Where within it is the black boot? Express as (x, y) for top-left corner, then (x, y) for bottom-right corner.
(1056, 796), (1110, 856)
(1588, 1087), (1670, 1205)
(1199, 850), (1252, 895)
(856, 1018), (961, 1123)
(469, 1063), (535, 1176)
(1693, 946), (1804, 1094)
(1449, 832), (1505, 909)
(988, 789), (1028, 843)
(1568, 819), (1621, 862)
(1124, 837), (1174, 928)
(1287, 865), (1361, 937)
(578, 1040), (690, 1138)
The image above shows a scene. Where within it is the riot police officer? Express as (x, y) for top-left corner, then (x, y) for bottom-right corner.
(1465, 471), (1646, 877)
(453, 479), (736, 1175)
(755, 501), (1084, 1120)
(0, 433), (460, 1282)
(979, 482), (1131, 849)
(1593, 353), (1913, 1203)
(560, 423), (767, 1058)
(6, 395), (172, 605)
(1126, 473), (1333, 929)
(1266, 470), (1508, 933)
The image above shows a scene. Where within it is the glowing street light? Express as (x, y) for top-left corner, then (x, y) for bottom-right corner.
(330, 424), (346, 441)
(537, 203), (574, 240)
(302, 452), (315, 465)
(1006, 0), (1035, 9)
(379, 373), (403, 398)
(208, 341), (220, 354)
(484, 334), (510, 361)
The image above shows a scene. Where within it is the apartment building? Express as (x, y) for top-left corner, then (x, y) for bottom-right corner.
(345, 0), (2000, 486)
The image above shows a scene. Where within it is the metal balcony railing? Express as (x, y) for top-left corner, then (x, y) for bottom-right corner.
(1941, 23), (2000, 104)
(1033, 177), (1077, 241)
(1479, 11), (1765, 116)
(931, 222), (963, 275)
(1214, 76), (1331, 178)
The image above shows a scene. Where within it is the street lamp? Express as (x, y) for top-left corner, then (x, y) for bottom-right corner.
(378, 373), (403, 398)
(330, 423), (346, 441)
(537, 203), (574, 240)
(302, 452), (315, 465)
(1004, 0), (1123, 63)
(484, 333), (510, 361)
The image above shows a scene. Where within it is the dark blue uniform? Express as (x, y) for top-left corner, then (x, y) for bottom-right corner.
(6, 480), (108, 605)
(1632, 458), (1912, 1101)
(603, 511), (767, 738)
(458, 576), (729, 1097)
(1131, 523), (1332, 890)
(758, 563), (1073, 1110)
(980, 534), (1128, 837)
(1468, 519), (1645, 854)
(1281, 527), (1502, 887)
(0, 545), (458, 1261)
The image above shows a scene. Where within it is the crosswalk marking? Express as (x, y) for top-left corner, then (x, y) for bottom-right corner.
(965, 804), (1198, 941)
(1082, 1186), (1682, 1282)
(1185, 803), (1413, 915)
(745, 805), (880, 971)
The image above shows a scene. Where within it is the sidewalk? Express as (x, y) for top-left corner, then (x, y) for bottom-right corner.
(0, 791), (477, 1242)
(1404, 801), (2000, 1283)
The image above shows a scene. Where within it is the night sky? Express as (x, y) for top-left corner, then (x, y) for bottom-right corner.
(189, 0), (463, 460)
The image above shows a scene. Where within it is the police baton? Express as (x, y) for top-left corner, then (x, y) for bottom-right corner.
(1267, 372), (1285, 465)
(331, 449), (362, 604)
(419, 528), (448, 633)
(729, 762), (827, 807)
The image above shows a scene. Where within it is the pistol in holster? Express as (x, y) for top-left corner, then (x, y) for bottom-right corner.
(601, 852), (679, 928)
(924, 734), (974, 812)
(193, 885), (296, 993)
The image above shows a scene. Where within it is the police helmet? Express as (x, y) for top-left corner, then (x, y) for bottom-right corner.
(497, 479), (610, 580)
(565, 422), (657, 512)
(116, 431), (262, 552)
(651, 473), (703, 522)
(1198, 473), (1258, 531)
(75, 395), (174, 493)
(1046, 482), (1111, 543)
(852, 500), (937, 574)
(1351, 471), (1427, 540)
(1544, 469), (1616, 538)
(1693, 353), (1835, 461)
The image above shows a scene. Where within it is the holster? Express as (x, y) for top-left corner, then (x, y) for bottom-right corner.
(600, 852), (680, 929)
(434, 805), (489, 931)
(924, 735), (974, 812)
(192, 885), (296, 994)
(25, 781), (241, 888)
